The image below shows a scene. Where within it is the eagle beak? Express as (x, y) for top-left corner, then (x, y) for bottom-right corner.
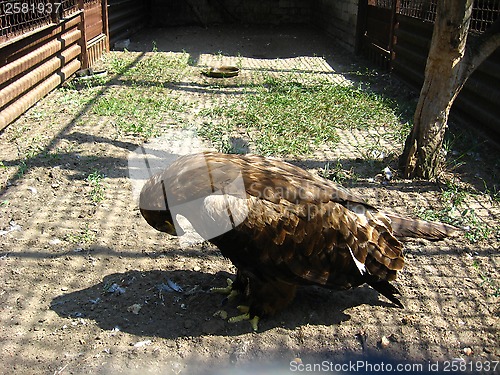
(164, 220), (177, 235)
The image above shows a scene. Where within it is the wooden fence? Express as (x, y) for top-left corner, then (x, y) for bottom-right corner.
(0, 0), (109, 131)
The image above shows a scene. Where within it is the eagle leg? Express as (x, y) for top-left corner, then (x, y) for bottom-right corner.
(210, 278), (235, 295)
(210, 277), (240, 306)
(228, 308), (260, 331)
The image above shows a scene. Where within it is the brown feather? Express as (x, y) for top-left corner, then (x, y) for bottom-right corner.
(140, 152), (457, 319)
(385, 213), (460, 240)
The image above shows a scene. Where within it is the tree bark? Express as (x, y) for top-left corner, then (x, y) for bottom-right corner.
(399, 1), (500, 179)
(400, 0), (473, 179)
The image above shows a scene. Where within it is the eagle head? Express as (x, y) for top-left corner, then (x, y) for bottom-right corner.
(139, 173), (184, 236)
(139, 208), (180, 235)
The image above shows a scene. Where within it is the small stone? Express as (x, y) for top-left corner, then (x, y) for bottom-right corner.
(463, 347), (473, 356)
(380, 335), (390, 348)
(213, 310), (228, 320)
(132, 339), (151, 348)
(49, 238), (62, 245)
(193, 265), (201, 272)
(127, 304), (142, 315)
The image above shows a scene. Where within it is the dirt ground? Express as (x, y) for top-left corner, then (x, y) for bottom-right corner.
(0, 25), (499, 374)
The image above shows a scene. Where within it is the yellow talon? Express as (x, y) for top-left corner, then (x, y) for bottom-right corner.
(213, 310), (228, 320)
(236, 305), (249, 313)
(228, 312), (250, 323)
(249, 316), (259, 332)
(210, 278), (234, 295)
(228, 309), (260, 331)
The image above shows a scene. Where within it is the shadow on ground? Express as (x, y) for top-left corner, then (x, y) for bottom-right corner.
(49, 267), (396, 339)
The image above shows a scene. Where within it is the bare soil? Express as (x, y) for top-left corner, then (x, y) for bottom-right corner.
(0, 25), (498, 374)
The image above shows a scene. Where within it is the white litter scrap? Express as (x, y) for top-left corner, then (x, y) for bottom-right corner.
(106, 283), (126, 295)
(157, 278), (183, 293)
(49, 238), (62, 245)
(0, 221), (22, 236)
(166, 278), (183, 292)
(132, 339), (152, 348)
(383, 167), (393, 181)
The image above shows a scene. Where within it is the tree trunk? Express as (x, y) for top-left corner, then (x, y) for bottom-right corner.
(400, 0), (473, 179)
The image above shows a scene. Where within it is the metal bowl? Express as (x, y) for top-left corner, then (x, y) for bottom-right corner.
(203, 66), (240, 78)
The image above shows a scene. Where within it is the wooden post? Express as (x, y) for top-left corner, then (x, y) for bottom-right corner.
(102, 0), (110, 52)
(78, 0), (89, 69)
(355, 0), (368, 55)
(388, 0), (398, 69)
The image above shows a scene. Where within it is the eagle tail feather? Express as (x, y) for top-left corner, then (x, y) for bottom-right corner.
(366, 278), (403, 308)
(385, 213), (460, 240)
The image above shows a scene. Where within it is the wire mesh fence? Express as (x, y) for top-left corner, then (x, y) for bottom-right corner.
(398, 0), (500, 33)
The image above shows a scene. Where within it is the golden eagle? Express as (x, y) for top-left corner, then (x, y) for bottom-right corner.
(139, 152), (457, 330)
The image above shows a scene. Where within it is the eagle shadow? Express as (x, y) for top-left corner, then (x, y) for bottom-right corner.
(50, 269), (396, 338)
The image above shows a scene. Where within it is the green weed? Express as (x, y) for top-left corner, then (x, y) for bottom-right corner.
(318, 160), (354, 184)
(416, 180), (495, 243)
(66, 223), (96, 245)
(86, 170), (106, 204)
(16, 160), (27, 178)
(92, 87), (183, 139)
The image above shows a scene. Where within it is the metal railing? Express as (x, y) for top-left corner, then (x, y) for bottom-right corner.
(0, 0), (82, 43)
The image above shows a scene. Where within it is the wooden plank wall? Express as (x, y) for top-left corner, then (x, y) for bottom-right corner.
(394, 15), (500, 137)
(0, 12), (82, 130)
(0, 0), (110, 131)
(108, 0), (149, 48)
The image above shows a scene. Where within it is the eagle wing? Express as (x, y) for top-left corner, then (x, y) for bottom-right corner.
(157, 152), (403, 288)
(141, 152), (457, 316)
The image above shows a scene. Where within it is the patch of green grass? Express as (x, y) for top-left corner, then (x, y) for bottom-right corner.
(416, 180), (495, 243)
(66, 223), (96, 245)
(105, 52), (135, 75)
(196, 120), (234, 153)
(123, 51), (191, 83)
(92, 87), (184, 139)
(318, 160), (356, 184)
(200, 77), (407, 156)
(86, 170), (106, 204)
(93, 90), (178, 116)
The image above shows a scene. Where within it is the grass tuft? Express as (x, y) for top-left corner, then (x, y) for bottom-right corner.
(416, 180), (497, 243)
(86, 170), (106, 204)
(200, 76), (409, 156)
